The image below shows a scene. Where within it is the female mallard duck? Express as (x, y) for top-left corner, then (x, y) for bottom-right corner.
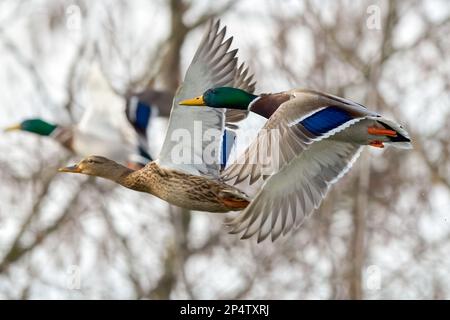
(59, 155), (249, 212)
(59, 20), (255, 213)
(179, 87), (412, 241)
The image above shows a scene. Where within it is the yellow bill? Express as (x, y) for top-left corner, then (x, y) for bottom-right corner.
(4, 124), (21, 132)
(179, 95), (205, 106)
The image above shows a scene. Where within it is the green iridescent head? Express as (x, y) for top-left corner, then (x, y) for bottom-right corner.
(5, 118), (57, 136)
(179, 87), (258, 110)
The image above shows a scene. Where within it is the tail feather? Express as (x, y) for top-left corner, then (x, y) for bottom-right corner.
(377, 119), (412, 149)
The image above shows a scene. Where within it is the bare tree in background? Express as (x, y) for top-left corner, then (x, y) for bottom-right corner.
(0, 0), (449, 299)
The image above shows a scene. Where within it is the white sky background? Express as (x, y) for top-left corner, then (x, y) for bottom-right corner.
(0, 0), (449, 299)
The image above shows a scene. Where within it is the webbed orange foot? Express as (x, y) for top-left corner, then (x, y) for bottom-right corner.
(369, 140), (384, 148)
(126, 162), (145, 170)
(368, 127), (397, 137)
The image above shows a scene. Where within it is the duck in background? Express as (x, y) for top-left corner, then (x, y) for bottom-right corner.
(5, 65), (149, 168)
(4, 114), (146, 168)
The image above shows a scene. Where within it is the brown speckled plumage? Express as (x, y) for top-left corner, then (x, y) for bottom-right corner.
(73, 159), (250, 213)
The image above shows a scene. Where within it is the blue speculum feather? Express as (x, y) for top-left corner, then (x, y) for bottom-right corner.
(128, 99), (154, 162)
(222, 131), (227, 165)
(134, 101), (152, 134)
(221, 130), (236, 168)
(300, 106), (353, 136)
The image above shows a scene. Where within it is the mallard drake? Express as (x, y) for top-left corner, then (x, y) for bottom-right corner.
(59, 20), (255, 213)
(5, 113), (145, 167)
(180, 87), (412, 241)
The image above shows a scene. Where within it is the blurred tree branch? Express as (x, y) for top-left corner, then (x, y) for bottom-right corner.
(0, 177), (88, 274)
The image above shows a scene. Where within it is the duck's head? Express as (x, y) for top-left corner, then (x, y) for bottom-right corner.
(5, 119), (57, 136)
(179, 87), (258, 110)
(58, 156), (121, 178)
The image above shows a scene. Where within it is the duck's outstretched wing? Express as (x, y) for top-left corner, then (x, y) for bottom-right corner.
(157, 20), (255, 178)
(227, 139), (362, 242)
(223, 90), (389, 242)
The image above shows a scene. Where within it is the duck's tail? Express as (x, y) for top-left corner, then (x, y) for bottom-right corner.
(376, 118), (412, 149)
